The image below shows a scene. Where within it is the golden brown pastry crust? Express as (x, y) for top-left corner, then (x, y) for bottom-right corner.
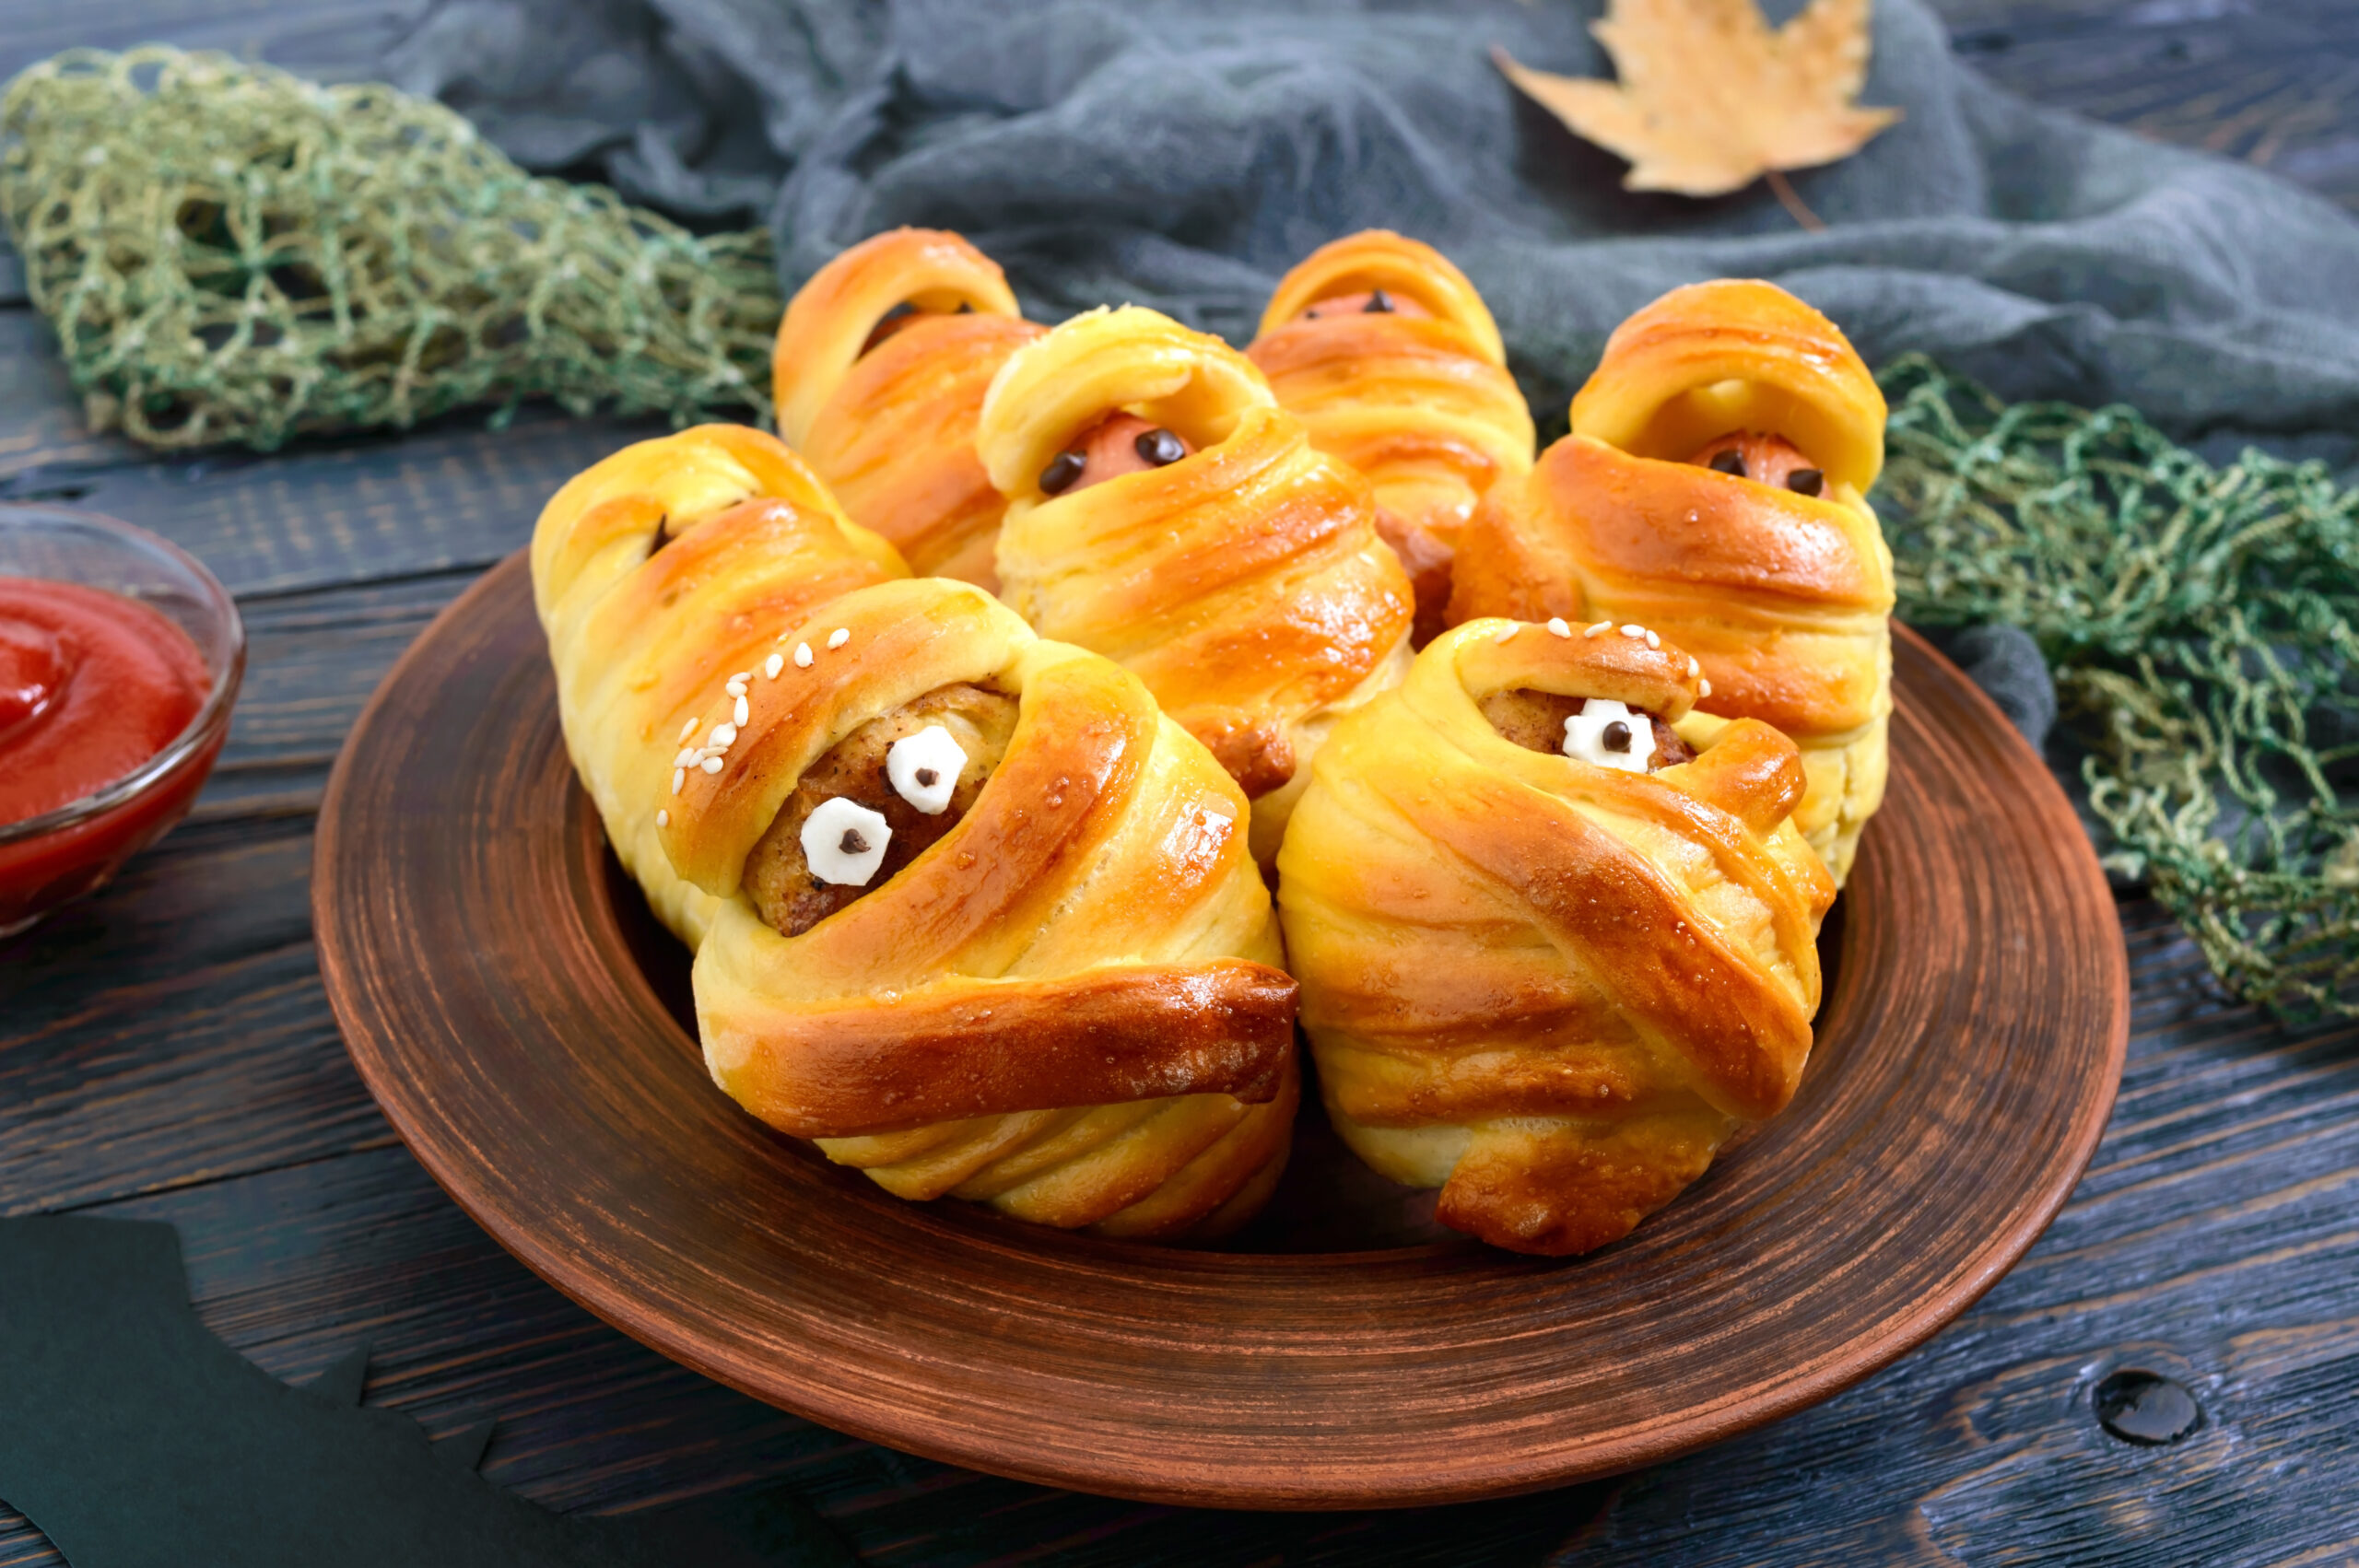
(980, 304), (1414, 865)
(772, 228), (1045, 588)
(1447, 279), (1895, 883)
(1248, 230), (1534, 644)
(533, 425), (1298, 1241)
(1275, 616), (1835, 1256)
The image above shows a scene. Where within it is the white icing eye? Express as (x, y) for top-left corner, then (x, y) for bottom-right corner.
(1562, 697), (1655, 774)
(886, 724), (968, 814)
(801, 797), (891, 885)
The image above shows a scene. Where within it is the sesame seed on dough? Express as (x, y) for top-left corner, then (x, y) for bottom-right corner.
(793, 642), (813, 668)
(1686, 656), (1701, 678)
(1645, 629), (1661, 649)
(673, 747), (697, 768)
(1584, 620), (1612, 638)
(827, 627), (851, 649)
(764, 652), (784, 679)
(709, 722), (736, 747)
(1546, 617), (1571, 638)
(734, 695), (750, 726)
(1698, 677), (1713, 698)
(672, 768), (686, 794)
(1495, 625), (1519, 643)
(677, 718), (698, 742)
(700, 756), (723, 774)
(1620, 624), (1647, 639)
(656, 809), (669, 827)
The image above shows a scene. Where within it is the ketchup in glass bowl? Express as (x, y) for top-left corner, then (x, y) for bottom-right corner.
(0, 506), (244, 938)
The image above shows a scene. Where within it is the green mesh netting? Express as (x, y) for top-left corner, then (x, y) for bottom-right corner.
(1878, 358), (2359, 1021)
(0, 47), (779, 448)
(5, 51), (2355, 1019)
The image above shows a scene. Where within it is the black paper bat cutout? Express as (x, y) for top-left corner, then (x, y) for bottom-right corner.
(0, 1217), (857, 1568)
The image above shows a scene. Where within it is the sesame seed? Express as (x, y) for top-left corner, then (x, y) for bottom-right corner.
(673, 747), (697, 767)
(725, 679), (747, 698)
(794, 642), (813, 668)
(700, 756), (723, 774)
(827, 627), (850, 649)
(1698, 677), (1713, 698)
(1645, 629), (1661, 649)
(1584, 620), (1612, 638)
(730, 671), (750, 685)
(764, 653), (784, 679)
(677, 718), (698, 742)
(1686, 656), (1701, 678)
(1495, 625), (1519, 643)
(1620, 624), (1646, 639)
(1546, 617), (1571, 638)
(709, 723), (737, 747)
(672, 768), (686, 794)
(656, 809), (669, 827)
(734, 695), (750, 726)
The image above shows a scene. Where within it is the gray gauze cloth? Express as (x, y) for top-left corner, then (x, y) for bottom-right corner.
(376, 0), (2359, 446)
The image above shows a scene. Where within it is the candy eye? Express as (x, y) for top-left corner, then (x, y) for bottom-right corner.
(1364, 288), (1395, 313)
(1133, 427), (1187, 467)
(1787, 467), (1825, 497)
(887, 724), (968, 814)
(1039, 450), (1086, 495)
(1562, 698), (1656, 774)
(802, 797), (891, 885)
(1708, 450), (1746, 477)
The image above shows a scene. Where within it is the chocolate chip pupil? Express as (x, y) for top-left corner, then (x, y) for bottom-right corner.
(1708, 449), (1746, 477)
(1787, 467), (1825, 497)
(1365, 287), (1394, 313)
(1602, 720), (1632, 752)
(914, 767), (938, 787)
(1134, 427), (1186, 467)
(839, 829), (869, 855)
(1039, 450), (1086, 495)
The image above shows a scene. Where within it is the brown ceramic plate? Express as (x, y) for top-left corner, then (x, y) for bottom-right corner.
(314, 551), (2126, 1511)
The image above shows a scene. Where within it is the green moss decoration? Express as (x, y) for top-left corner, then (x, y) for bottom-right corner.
(1879, 357), (2359, 1021)
(0, 47), (780, 449)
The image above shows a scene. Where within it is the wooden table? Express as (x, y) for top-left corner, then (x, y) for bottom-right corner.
(5, 4), (2356, 1563)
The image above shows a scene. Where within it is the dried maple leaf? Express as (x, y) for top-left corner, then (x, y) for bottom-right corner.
(1496, 0), (1901, 206)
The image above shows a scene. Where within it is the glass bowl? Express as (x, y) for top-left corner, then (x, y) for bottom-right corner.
(0, 505), (245, 938)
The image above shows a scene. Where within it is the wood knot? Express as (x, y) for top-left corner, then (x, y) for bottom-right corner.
(2094, 1370), (2201, 1445)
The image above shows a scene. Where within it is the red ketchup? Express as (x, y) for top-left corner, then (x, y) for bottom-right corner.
(0, 578), (214, 931)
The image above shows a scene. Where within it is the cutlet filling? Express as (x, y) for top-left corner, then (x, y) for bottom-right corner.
(744, 683), (1020, 935)
(1481, 687), (1692, 773)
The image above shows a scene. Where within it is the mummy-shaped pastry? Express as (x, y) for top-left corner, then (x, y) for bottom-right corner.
(1247, 230), (1535, 645)
(533, 426), (1299, 1242)
(1276, 616), (1836, 1257)
(1448, 280), (1895, 883)
(772, 228), (1045, 588)
(980, 305), (1415, 865)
